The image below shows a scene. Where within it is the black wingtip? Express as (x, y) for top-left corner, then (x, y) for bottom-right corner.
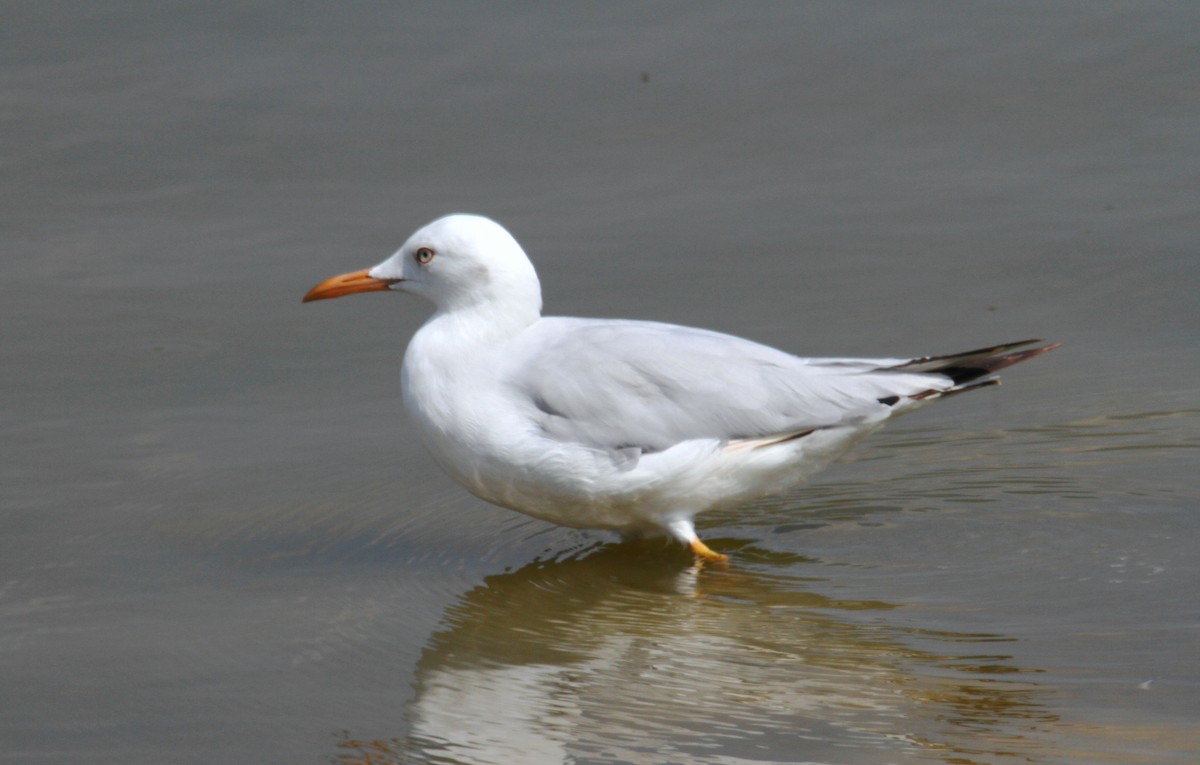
(893, 340), (1061, 384)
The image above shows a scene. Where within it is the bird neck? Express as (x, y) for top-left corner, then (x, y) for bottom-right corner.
(423, 300), (540, 347)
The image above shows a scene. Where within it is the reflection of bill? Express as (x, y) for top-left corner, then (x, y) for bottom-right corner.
(335, 545), (1055, 764)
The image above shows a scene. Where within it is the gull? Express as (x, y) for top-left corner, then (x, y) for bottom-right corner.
(304, 214), (1057, 562)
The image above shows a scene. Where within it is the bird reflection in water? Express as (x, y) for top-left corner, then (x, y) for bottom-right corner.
(333, 543), (1056, 764)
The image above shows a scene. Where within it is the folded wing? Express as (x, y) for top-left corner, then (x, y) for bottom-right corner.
(504, 317), (1057, 456)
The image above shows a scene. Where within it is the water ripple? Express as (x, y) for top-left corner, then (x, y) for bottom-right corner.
(327, 545), (1068, 764)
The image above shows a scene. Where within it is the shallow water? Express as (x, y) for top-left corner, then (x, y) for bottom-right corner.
(3, 2), (1198, 763)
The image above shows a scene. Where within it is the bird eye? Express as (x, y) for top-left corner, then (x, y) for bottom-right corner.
(415, 247), (435, 265)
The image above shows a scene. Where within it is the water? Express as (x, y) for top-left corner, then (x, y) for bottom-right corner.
(3, 2), (1198, 763)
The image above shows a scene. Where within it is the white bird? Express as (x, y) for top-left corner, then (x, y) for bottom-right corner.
(304, 214), (1057, 562)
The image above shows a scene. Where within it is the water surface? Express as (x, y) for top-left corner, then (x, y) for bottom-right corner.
(3, 2), (1198, 763)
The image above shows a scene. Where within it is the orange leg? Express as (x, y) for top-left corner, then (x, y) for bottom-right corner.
(687, 536), (729, 563)
(669, 518), (729, 563)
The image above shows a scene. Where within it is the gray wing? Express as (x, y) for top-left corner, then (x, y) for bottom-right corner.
(501, 318), (917, 454)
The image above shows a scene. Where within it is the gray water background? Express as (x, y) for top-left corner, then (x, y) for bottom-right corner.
(3, 2), (1198, 763)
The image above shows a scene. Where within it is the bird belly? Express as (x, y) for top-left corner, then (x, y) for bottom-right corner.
(422, 420), (884, 536)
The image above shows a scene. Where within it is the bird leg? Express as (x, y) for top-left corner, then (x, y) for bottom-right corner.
(669, 518), (729, 563)
(688, 537), (729, 563)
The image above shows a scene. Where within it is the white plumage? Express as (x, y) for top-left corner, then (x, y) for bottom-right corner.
(305, 214), (1057, 561)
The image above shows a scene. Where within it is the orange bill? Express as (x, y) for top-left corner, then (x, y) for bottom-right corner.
(303, 269), (398, 303)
